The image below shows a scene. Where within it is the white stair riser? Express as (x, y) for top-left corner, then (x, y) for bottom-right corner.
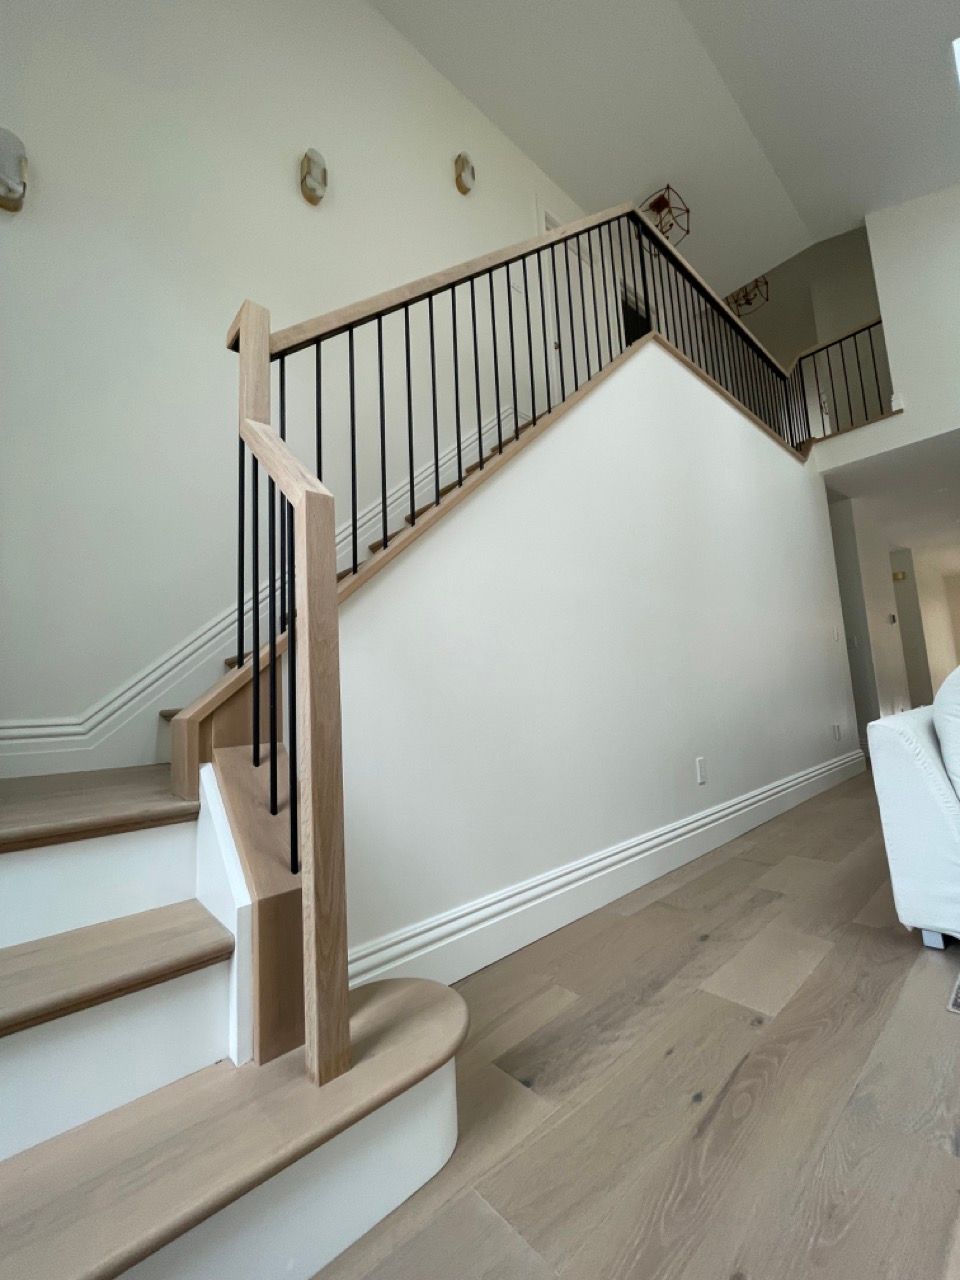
(0, 962), (231, 1161)
(0, 823), (197, 948)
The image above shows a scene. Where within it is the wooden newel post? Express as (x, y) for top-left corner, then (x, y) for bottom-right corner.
(296, 485), (351, 1085)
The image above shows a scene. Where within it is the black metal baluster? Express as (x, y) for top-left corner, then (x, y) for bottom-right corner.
(614, 221), (629, 352)
(377, 316), (388, 548)
(590, 232), (603, 366)
(607, 222), (625, 354)
(537, 251), (552, 412)
(267, 469), (278, 815)
(405, 305), (416, 520)
(839, 339), (854, 430)
(348, 328), (358, 572)
(286, 500), (298, 874)
(314, 341), (323, 481)
(428, 295), (440, 503)
(489, 273), (503, 452)
(471, 277), (484, 463)
(656, 250), (672, 344)
(867, 324), (883, 416)
(825, 345), (840, 433)
(598, 226), (613, 364)
(812, 353), (827, 435)
(251, 453), (260, 766)
(279, 356), (287, 632)
(550, 242), (566, 402)
(564, 239), (580, 391)
(237, 440), (245, 669)
(634, 223), (650, 331)
(577, 235), (592, 379)
(505, 269), (521, 439)
(452, 287), (464, 478)
(522, 257), (537, 425)
(853, 332), (868, 428)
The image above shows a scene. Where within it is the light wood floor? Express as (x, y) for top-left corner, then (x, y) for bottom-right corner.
(319, 774), (960, 1280)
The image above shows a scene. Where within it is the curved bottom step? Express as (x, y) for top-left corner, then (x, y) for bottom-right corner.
(0, 978), (468, 1280)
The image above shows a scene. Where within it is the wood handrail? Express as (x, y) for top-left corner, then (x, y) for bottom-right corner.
(785, 316), (883, 373)
(247, 199), (788, 379)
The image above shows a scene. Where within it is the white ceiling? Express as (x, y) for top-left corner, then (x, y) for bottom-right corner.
(826, 432), (960, 574)
(371, 0), (960, 279)
(675, 0), (960, 240)
(369, 0), (811, 293)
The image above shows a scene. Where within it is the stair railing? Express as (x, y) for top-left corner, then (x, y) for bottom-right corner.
(791, 319), (892, 437)
(229, 205), (811, 605)
(233, 300), (350, 1088)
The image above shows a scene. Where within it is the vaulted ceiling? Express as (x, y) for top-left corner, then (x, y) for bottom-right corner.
(370, 0), (960, 290)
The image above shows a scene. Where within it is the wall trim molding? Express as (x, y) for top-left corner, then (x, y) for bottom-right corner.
(348, 749), (866, 986)
(0, 402), (524, 771)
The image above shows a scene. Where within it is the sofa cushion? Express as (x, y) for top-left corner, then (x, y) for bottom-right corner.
(933, 666), (960, 799)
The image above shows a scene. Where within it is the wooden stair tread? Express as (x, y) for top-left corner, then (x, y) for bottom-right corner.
(0, 977), (468, 1280)
(158, 708), (180, 721)
(0, 900), (234, 1037)
(0, 765), (199, 855)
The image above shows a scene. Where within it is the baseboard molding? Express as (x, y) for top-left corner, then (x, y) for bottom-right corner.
(0, 402), (525, 778)
(347, 749), (866, 987)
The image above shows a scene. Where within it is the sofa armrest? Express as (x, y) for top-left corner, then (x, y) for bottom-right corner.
(868, 707), (960, 935)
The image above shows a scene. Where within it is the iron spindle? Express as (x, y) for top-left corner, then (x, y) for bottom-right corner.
(598, 225), (613, 363)
(237, 440), (245, 669)
(251, 456), (260, 767)
(470, 277), (484, 462)
(428, 295), (440, 502)
(537, 250), (552, 412)
(348, 328), (358, 571)
(577, 235), (591, 379)
(505, 268), (521, 439)
(489, 273), (503, 451)
(278, 357), (287, 632)
(550, 242), (566, 401)
(522, 256), (537, 424)
(286, 500), (298, 874)
(267, 472), (278, 815)
(378, 316), (388, 547)
(405, 305), (415, 519)
(452, 288), (464, 479)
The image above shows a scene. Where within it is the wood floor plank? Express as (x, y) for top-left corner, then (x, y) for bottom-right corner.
(478, 990), (765, 1272)
(351, 1189), (557, 1280)
(854, 878), (900, 930)
(755, 853), (837, 896)
(785, 833), (888, 939)
(458, 984), (580, 1076)
(317, 1065), (557, 1280)
(699, 917), (833, 1017)
(655, 855), (767, 912)
(560, 924), (916, 1280)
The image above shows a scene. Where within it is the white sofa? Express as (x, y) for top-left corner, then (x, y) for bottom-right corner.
(868, 667), (960, 949)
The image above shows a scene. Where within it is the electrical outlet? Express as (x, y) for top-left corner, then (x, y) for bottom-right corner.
(832, 724), (842, 741)
(696, 756), (707, 786)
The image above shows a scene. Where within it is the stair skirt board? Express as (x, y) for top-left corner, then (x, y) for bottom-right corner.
(0, 962), (231, 1161)
(0, 822), (197, 948)
(348, 750), (867, 988)
(122, 1061), (457, 1280)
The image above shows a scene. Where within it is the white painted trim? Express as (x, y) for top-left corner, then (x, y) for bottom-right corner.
(196, 764), (254, 1065)
(123, 1061), (458, 1280)
(347, 750), (866, 987)
(0, 403), (525, 776)
(0, 963), (231, 1161)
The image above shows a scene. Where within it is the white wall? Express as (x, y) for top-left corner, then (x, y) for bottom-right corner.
(891, 548), (933, 708)
(338, 341), (857, 950)
(914, 553), (959, 695)
(827, 496), (909, 745)
(827, 181), (960, 469)
(0, 0), (583, 741)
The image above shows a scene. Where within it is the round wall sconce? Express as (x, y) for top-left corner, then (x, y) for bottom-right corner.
(300, 149), (327, 206)
(0, 127), (27, 213)
(454, 152), (476, 196)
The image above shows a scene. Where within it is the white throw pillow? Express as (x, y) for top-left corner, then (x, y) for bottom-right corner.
(933, 666), (960, 798)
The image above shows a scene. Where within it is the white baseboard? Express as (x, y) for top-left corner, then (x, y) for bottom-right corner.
(0, 403), (524, 779)
(123, 1061), (458, 1280)
(347, 750), (866, 987)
